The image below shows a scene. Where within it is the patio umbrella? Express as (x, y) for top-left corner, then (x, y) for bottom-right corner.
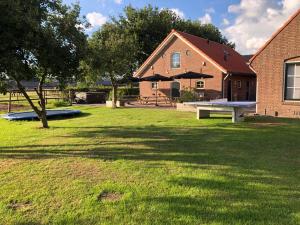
(140, 74), (173, 106)
(117, 76), (140, 85)
(171, 71), (213, 89)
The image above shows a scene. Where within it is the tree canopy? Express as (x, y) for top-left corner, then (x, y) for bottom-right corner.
(87, 23), (137, 108)
(0, 0), (87, 128)
(116, 5), (235, 67)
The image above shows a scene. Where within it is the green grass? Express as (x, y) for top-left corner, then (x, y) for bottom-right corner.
(0, 107), (299, 225)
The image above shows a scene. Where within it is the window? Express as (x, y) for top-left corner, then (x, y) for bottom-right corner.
(237, 80), (242, 89)
(285, 63), (300, 100)
(196, 80), (204, 89)
(171, 52), (181, 68)
(151, 82), (158, 89)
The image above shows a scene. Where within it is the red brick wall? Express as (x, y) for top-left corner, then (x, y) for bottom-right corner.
(138, 36), (224, 100)
(250, 12), (300, 118)
(223, 76), (256, 101)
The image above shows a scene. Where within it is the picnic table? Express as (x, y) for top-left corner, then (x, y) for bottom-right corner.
(184, 101), (256, 123)
(138, 96), (176, 106)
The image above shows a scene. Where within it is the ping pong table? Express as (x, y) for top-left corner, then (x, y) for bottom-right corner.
(184, 101), (256, 123)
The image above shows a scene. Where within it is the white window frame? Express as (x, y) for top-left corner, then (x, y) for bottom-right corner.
(237, 80), (242, 89)
(151, 82), (158, 90)
(196, 80), (205, 89)
(171, 52), (181, 69)
(284, 62), (300, 101)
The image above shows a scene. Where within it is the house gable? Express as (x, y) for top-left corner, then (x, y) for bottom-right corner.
(134, 30), (229, 78)
(250, 8), (300, 64)
(137, 35), (224, 79)
(250, 8), (300, 118)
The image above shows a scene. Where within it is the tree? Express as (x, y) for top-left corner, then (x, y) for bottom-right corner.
(0, 0), (87, 128)
(116, 5), (235, 68)
(88, 23), (137, 108)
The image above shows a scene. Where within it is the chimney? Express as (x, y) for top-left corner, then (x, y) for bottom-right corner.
(224, 50), (229, 61)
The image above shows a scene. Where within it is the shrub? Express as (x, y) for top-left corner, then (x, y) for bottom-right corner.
(108, 87), (139, 100)
(178, 89), (197, 103)
(52, 100), (71, 107)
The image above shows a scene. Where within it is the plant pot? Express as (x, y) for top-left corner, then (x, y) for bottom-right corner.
(106, 100), (125, 108)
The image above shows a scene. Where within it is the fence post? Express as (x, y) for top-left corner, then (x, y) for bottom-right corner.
(8, 91), (12, 113)
(69, 90), (73, 106)
(44, 90), (47, 105)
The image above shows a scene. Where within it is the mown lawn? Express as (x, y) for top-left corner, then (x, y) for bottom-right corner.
(0, 107), (299, 225)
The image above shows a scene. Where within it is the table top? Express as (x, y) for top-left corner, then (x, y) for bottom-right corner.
(184, 101), (256, 108)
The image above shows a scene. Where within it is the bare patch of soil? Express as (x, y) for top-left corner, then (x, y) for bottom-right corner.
(250, 122), (288, 128)
(0, 160), (22, 170)
(7, 200), (32, 211)
(97, 191), (123, 202)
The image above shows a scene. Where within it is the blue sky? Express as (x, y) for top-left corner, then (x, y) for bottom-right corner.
(63, 0), (300, 54)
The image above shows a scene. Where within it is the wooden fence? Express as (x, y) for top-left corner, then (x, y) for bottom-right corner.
(0, 89), (72, 113)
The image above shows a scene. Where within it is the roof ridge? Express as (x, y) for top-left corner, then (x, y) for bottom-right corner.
(175, 30), (232, 49)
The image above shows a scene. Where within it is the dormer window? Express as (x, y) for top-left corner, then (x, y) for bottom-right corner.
(171, 52), (181, 69)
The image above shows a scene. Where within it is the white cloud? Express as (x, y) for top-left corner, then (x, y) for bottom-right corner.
(199, 13), (212, 24)
(222, 18), (230, 26)
(160, 8), (185, 18)
(170, 8), (185, 18)
(114, 0), (122, 4)
(86, 12), (107, 29)
(223, 0), (300, 54)
(205, 7), (215, 14)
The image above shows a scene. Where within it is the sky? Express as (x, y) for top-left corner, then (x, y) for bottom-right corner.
(63, 0), (300, 54)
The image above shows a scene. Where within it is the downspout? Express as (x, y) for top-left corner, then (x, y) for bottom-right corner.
(223, 73), (231, 99)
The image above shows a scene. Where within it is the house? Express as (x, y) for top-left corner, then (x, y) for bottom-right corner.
(250, 8), (300, 118)
(134, 30), (256, 101)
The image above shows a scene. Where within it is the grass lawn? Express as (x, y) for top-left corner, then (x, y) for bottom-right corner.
(0, 106), (299, 225)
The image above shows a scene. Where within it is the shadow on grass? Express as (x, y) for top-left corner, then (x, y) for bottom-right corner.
(143, 176), (298, 225)
(0, 119), (299, 224)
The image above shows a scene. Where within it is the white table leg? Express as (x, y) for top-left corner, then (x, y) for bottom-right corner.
(232, 108), (245, 123)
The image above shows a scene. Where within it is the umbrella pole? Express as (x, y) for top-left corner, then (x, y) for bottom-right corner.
(155, 82), (158, 106)
(190, 79), (192, 91)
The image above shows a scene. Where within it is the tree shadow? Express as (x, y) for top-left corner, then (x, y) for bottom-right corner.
(141, 175), (298, 224)
(0, 120), (299, 224)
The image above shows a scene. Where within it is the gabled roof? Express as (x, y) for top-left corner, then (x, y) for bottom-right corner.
(243, 55), (254, 62)
(250, 8), (300, 63)
(134, 29), (255, 77)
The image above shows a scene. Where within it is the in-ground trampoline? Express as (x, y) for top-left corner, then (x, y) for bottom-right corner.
(2, 109), (81, 121)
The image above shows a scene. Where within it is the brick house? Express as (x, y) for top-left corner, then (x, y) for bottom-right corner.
(250, 8), (300, 118)
(134, 30), (256, 101)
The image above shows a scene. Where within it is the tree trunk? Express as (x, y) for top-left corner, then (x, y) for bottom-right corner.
(35, 76), (49, 128)
(13, 75), (50, 128)
(111, 85), (118, 109)
(39, 111), (49, 128)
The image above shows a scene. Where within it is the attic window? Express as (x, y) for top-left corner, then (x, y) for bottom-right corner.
(171, 52), (181, 69)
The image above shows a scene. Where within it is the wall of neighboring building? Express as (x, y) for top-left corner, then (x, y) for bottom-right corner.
(223, 75), (256, 101)
(250, 12), (300, 118)
(138, 36), (224, 100)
